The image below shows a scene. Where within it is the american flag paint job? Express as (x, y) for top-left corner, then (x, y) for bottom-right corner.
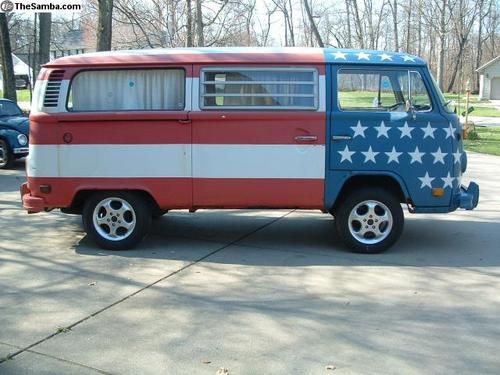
(23, 47), (478, 214)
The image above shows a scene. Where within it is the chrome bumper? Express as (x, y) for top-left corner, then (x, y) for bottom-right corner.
(13, 147), (29, 154)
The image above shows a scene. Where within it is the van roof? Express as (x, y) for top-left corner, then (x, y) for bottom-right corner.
(45, 47), (426, 67)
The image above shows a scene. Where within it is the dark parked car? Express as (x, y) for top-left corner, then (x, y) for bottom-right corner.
(0, 99), (29, 169)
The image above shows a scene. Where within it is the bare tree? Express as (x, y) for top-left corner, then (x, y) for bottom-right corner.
(97, 0), (113, 51)
(0, 13), (16, 101)
(303, 0), (324, 47)
(38, 13), (51, 76)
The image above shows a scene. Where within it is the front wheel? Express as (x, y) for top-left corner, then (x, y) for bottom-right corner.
(82, 192), (152, 250)
(0, 139), (13, 169)
(334, 188), (404, 253)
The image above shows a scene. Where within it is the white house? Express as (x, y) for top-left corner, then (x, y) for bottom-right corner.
(477, 55), (500, 100)
(0, 53), (32, 89)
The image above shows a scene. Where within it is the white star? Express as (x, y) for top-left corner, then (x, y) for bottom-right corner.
(398, 121), (414, 138)
(385, 147), (402, 164)
(351, 120), (368, 138)
(401, 55), (416, 62)
(375, 120), (390, 138)
(431, 147), (447, 164)
(338, 145), (355, 163)
(422, 122), (436, 139)
(419, 172), (435, 189)
(408, 146), (425, 164)
(357, 51), (370, 60)
(443, 122), (455, 139)
(441, 173), (455, 189)
(452, 150), (462, 164)
(333, 51), (347, 60)
(362, 146), (379, 163)
(379, 53), (392, 61)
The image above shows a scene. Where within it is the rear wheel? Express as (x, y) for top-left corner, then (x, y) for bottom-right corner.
(334, 188), (403, 253)
(0, 139), (13, 169)
(82, 192), (151, 250)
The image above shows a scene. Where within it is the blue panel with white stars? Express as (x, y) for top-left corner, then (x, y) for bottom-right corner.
(324, 63), (464, 211)
(323, 48), (427, 66)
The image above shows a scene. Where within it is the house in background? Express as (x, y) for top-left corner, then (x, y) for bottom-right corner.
(0, 54), (32, 89)
(477, 56), (500, 100)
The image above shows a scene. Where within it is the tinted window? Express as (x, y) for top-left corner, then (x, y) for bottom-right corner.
(68, 69), (185, 111)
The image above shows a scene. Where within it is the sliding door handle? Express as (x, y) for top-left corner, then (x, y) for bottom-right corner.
(332, 135), (352, 141)
(294, 135), (318, 142)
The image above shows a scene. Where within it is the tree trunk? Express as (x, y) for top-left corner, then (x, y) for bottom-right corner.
(436, 0), (447, 91)
(0, 13), (16, 101)
(405, 0), (412, 52)
(195, 0), (204, 47)
(97, 0), (113, 51)
(303, 0), (324, 47)
(186, 0), (193, 47)
(38, 13), (51, 76)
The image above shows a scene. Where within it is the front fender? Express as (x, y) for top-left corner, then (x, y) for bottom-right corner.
(325, 170), (411, 210)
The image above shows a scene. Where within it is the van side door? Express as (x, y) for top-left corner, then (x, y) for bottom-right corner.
(190, 65), (326, 209)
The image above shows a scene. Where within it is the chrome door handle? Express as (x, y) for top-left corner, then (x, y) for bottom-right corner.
(332, 135), (352, 141)
(294, 135), (318, 142)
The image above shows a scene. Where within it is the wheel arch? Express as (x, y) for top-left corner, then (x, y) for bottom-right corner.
(329, 172), (411, 214)
(63, 188), (160, 215)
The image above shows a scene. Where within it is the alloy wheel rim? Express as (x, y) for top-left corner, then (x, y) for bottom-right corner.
(348, 200), (393, 245)
(92, 197), (136, 241)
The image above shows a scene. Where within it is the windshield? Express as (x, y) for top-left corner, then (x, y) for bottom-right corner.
(0, 101), (23, 117)
(429, 72), (454, 113)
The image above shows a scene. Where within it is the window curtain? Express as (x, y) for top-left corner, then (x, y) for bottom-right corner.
(71, 69), (185, 111)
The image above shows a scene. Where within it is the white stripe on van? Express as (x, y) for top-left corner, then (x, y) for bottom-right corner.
(27, 144), (325, 179)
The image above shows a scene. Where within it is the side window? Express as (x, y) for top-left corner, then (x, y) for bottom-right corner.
(338, 69), (407, 112)
(410, 71), (432, 111)
(200, 68), (318, 110)
(68, 69), (185, 111)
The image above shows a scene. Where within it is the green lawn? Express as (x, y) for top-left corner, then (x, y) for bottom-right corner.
(445, 93), (500, 118)
(464, 127), (500, 156)
(0, 89), (32, 102)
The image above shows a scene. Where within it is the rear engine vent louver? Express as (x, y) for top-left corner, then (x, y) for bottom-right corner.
(43, 70), (65, 108)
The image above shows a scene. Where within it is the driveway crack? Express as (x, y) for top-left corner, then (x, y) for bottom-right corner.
(0, 209), (294, 364)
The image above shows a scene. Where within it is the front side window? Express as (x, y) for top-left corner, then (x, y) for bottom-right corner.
(338, 69), (407, 112)
(68, 69), (185, 111)
(200, 68), (318, 110)
(338, 69), (432, 112)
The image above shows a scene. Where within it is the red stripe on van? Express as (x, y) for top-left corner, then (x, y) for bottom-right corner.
(26, 177), (324, 210)
(30, 112), (325, 145)
(192, 111), (326, 145)
(27, 177), (193, 208)
(45, 52), (325, 70)
(193, 178), (324, 209)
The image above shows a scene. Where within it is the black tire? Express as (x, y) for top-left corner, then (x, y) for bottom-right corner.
(82, 191), (152, 250)
(334, 188), (404, 253)
(152, 208), (168, 220)
(0, 139), (13, 169)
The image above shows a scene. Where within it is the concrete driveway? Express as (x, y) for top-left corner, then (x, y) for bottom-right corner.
(1, 153), (499, 374)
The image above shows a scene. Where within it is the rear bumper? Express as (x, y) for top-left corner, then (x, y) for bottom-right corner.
(456, 182), (479, 210)
(20, 182), (46, 213)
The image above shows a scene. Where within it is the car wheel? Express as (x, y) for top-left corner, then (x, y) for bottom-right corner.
(335, 188), (404, 253)
(82, 192), (152, 250)
(0, 139), (13, 169)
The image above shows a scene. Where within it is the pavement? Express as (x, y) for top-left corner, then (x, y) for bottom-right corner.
(1, 153), (500, 374)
